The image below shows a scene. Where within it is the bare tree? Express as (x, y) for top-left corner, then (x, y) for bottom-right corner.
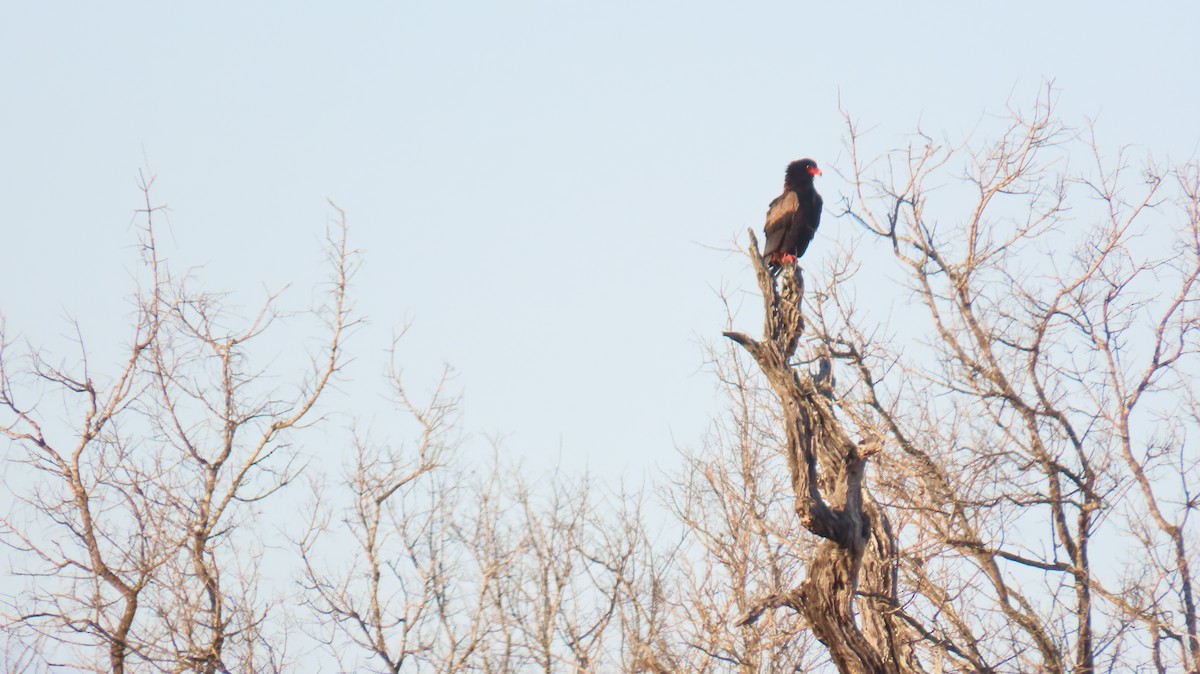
(723, 87), (1200, 673)
(0, 180), (354, 672)
(298, 354), (646, 673)
(297, 358), (474, 673)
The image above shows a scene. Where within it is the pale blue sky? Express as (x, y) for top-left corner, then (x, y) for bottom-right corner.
(2, 2), (1197, 479)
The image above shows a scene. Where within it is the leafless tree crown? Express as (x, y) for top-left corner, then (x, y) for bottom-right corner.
(3, 91), (1198, 673)
(720, 89), (1200, 673)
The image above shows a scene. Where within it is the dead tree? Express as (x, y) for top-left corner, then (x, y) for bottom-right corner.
(723, 233), (912, 674)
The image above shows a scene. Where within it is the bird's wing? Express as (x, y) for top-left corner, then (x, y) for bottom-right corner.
(763, 191), (799, 256)
(790, 191), (824, 258)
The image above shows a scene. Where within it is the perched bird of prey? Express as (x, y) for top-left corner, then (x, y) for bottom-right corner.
(762, 158), (823, 270)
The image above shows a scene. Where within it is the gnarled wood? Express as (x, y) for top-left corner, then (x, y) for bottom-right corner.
(724, 232), (913, 674)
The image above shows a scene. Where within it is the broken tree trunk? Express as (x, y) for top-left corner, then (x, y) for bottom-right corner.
(723, 232), (913, 674)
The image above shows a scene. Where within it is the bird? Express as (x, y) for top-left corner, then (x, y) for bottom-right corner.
(762, 158), (823, 270)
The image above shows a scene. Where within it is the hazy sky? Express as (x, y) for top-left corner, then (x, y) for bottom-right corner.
(2, 2), (1197, 481)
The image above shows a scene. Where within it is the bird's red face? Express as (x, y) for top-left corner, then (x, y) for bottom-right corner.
(808, 166), (822, 177)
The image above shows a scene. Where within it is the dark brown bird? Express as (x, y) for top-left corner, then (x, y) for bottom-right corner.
(762, 158), (823, 269)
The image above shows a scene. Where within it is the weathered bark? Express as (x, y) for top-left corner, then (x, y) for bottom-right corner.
(724, 232), (913, 674)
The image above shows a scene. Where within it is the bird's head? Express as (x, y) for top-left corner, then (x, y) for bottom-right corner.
(795, 158), (821, 176)
(785, 158), (822, 186)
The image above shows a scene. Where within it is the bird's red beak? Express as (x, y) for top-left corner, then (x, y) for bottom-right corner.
(810, 167), (822, 176)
